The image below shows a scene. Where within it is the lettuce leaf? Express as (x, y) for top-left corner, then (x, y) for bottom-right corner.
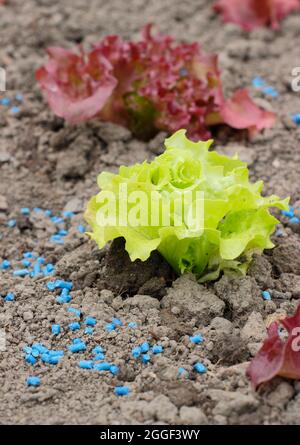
(36, 26), (276, 141)
(214, 0), (300, 31)
(84, 130), (289, 282)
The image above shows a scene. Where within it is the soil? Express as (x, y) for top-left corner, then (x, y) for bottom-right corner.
(1, 0), (300, 425)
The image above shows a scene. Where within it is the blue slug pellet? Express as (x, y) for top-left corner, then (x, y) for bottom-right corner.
(115, 386), (130, 396)
(152, 345), (163, 354)
(141, 354), (151, 364)
(193, 362), (207, 374)
(51, 324), (61, 335)
(262, 290), (271, 301)
(84, 316), (96, 326)
(79, 360), (93, 370)
(4, 292), (14, 302)
(140, 342), (150, 353)
(68, 342), (86, 353)
(190, 334), (204, 344)
(69, 322), (80, 331)
(94, 362), (111, 372)
(26, 376), (40, 387)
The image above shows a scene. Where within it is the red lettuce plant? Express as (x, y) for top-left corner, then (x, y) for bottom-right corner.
(214, 0), (300, 31)
(36, 25), (275, 140)
(247, 303), (300, 389)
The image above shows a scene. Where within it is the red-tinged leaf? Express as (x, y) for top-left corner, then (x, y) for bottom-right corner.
(220, 89), (276, 137)
(36, 26), (275, 140)
(36, 47), (117, 124)
(214, 0), (300, 31)
(247, 303), (300, 389)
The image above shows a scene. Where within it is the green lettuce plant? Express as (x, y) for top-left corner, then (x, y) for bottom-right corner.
(85, 130), (288, 282)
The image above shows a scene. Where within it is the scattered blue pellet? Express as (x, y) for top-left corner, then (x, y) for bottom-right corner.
(128, 322), (137, 329)
(131, 347), (141, 359)
(20, 208), (30, 215)
(31, 262), (42, 278)
(72, 338), (82, 344)
(105, 323), (116, 332)
(68, 342), (86, 353)
(49, 350), (64, 357)
(252, 77), (266, 88)
(290, 217), (300, 224)
(44, 209), (52, 217)
(292, 113), (300, 125)
(25, 355), (37, 365)
(92, 346), (104, 355)
(21, 259), (31, 267)
(69, 322), (80, 331)
(0, 260), (11, 269)
(1, 97), (11, 106)
(140, 342), (150, 353)
(262, 86), (278, 98)
(23, 252), (35, 259)
(112, 317), (122, 327)
(60, 288), (71, 302)
(32, 343), (47, 354)
(115, 386), (130, 396)
(47, 280), (73, 291)
(56, 293), (72, 304)
(141, 354), (151, 364)
(51, 324), (61, 335)
(26, 376), (40, 387)
(84, 327), (94, 335)
(23, 346), (32, 354)
(50, 234), (64, 244)
(190, 334), (204, 344)
(94, 362), (111, 372)
(15, 94), (23, 102)
(10, 106), (21, 114)
(43, 263), (55, 276)
(51, 216), (64, 224)
(68, 307), (81, 318)
(4, 292), (14, 302)
(262, 290), (271, 301)
(178, 367), (187, 376)
(13, 269), (30, 277)
(77, 224), (85, 234)
(31, 349), (40, 358)
(64, 211), (74, 218)
(7, 219), (16, 228)
(58, 229), (68, 237)
(152, 345), (163, 354)
(63, 211), (75, 218)
(36, 257), (45, 264)
(85, 316), (96, 327)
(93, 353), (105, 361)
(79, 360), (93, 370)
(109, 365), (119, 375)
(41, 353), (60, 365)
(194, 363), (207, 374)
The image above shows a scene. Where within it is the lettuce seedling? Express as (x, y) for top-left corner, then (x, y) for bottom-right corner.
(247, 303), (300, 388)
(214, 0), (300, 31)
(36, 25), (275, 141)
(85, 130), (288, 282)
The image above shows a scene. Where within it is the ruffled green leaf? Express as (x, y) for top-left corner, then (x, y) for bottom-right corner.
(85, 129), (289, 281)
